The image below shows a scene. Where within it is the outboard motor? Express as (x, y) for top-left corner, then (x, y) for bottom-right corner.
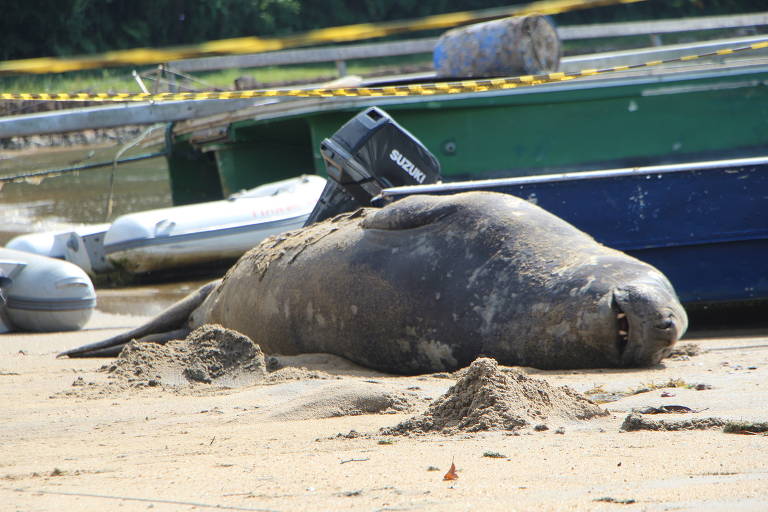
(304, 107), (442, 226)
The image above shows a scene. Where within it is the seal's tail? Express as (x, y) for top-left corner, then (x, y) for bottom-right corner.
(58, 280), (220, 358)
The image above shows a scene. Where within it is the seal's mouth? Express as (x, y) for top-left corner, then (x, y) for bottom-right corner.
(611, 284), (688, 367)
(612, 296), (630, 357)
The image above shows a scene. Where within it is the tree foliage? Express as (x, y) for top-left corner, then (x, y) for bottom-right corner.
(0, 0), (763, 60)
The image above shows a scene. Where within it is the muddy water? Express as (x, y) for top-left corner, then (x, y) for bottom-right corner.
(0, 144), (172, 241)
(0, 144), (203, 316)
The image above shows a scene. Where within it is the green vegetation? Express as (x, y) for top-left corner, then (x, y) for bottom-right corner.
(1, 0), (764, 61)
(0, 53), (433, 95)
(1, 68), (145, 95)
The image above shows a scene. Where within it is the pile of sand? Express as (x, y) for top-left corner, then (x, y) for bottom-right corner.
(384, 358), (608, 434)
(107, 324), (266, 388)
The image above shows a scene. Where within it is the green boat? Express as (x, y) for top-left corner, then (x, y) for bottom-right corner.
(165, 40), (768, 205)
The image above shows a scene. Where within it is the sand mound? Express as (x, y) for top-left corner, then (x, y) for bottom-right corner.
(108, 324), (266, 388)
(384, 358), (608, 434)
(266, 382), (420, 421)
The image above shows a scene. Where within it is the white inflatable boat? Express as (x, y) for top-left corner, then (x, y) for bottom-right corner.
(101, 174), (326, 274)
(5, 224), (110, 259)
(0, 248), (96, 333)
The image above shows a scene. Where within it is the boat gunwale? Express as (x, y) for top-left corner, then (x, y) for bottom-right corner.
(378, 155), (768, 196)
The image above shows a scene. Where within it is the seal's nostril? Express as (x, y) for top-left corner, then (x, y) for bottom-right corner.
(656, 319), (674, 330)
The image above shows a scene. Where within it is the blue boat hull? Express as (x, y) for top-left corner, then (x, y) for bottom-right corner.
(377, 157), (768, 305)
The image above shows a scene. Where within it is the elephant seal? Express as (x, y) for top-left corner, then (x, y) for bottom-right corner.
(61, 192), (687, 374)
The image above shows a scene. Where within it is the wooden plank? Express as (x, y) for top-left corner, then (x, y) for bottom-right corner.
(0, 98), (262, 138)
(559, 34), (768, 72)
(558, 12), (768, 40)
(169, 38), (437, 73)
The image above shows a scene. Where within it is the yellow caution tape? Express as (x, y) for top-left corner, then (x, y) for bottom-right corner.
(2, 40), (766, 103)
(0, 0), (644, 75)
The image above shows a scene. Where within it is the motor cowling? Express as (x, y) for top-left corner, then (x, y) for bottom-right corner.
(304, 107), (442, 226)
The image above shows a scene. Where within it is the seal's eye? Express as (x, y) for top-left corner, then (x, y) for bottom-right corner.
(612, 297), (630, 355)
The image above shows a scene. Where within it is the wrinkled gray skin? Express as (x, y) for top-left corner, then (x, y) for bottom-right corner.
(61, 192), (688, 374)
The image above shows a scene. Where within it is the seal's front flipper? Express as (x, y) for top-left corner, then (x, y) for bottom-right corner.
(58, 280), (219, 358)
(73, 344), (125, 358)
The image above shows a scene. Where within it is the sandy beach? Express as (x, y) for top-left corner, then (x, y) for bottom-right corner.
(2, 308), (768, 512)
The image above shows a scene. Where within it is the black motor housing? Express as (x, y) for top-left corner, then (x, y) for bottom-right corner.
(304, 107), (442, 225)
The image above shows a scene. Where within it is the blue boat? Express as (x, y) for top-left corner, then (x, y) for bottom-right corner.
(375, 156), (768, 305)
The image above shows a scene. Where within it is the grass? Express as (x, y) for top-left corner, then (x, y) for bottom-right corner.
(0, 53), (433, 96)
(0, 68), (140, 95)
(631, 378), (690, 393)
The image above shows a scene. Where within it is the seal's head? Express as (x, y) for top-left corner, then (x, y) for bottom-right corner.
(612, 277), (688, 367)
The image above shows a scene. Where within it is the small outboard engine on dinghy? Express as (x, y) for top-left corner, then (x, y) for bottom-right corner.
(304, 107), (442, 226)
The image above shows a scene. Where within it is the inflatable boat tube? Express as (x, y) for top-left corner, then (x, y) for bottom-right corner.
(0, 248), (96, 332)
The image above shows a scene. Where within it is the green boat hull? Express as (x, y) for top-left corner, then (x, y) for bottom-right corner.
(167, 63), (768, 204)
